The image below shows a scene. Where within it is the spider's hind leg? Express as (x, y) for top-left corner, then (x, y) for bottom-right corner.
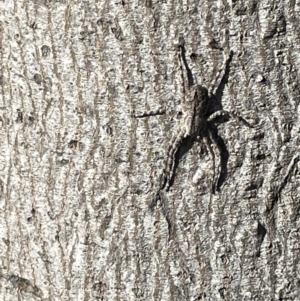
(207, 110), (255, 128)
(202, 133), (219, 194)
(132, 108), (166, 118)
(160, 130), (186, 191)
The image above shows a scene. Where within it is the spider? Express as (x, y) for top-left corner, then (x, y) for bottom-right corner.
(134, 42), (253, 211)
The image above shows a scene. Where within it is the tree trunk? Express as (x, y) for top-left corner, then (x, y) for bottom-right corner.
(0, 0), (299, 300)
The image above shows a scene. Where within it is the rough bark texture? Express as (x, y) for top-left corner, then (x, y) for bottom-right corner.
(0, 0), (300, 300)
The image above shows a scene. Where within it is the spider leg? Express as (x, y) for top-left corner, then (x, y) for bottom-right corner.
(202, 134), (217, 194)
(149, 128), (186, 209)
(133, 108), (166, 118)
(207, 109), (226, 122)
(208, 128), (224, 193)
(208, 50), (233, 97)
(161, 128), (187, 191)
(208, 110), (254, 128)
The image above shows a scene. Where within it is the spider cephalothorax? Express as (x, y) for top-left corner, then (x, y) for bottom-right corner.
(183, 84), (209, 138)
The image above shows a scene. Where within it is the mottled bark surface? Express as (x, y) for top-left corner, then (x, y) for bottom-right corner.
(0, 0), (300, 300)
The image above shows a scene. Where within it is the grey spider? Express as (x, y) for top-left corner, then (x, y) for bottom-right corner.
(134, 45), (253, 212)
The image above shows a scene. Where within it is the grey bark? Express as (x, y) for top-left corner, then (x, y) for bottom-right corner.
(0, 0), (299, 300)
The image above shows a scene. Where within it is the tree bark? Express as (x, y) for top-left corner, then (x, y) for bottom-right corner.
(0, 0), (299, 300)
